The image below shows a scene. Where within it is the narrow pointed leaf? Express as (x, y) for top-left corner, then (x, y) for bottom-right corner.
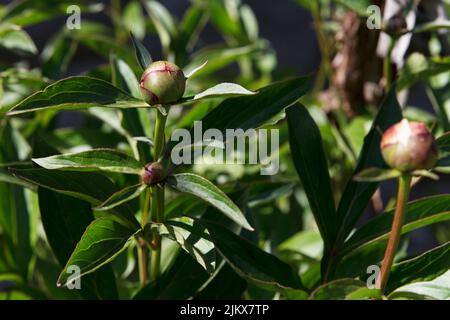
(323, 89), (402, 280)
(57, 218), (138, 287)
(411, 170), (439, 180)
(142, 0), (176, 53)
(202, 221), (303, 291)
(153, 218), (216, 273)
(133, 251), (209, 300)
(353, 167), (401, 182)
(340, 195), (450, 257)
(7, 76), (148, 115)
(287, 103), (337, 248)
(436, 132), (450, 169)
(0, 24), (37, 54)
(188, 82), (256, 101)
(387, 242), (450, 293)
(95, 184), (147, 211)
(414, 21), (450, 33)
(38, 188), (118, 299)
(167, 173), (253, 231)
(123, 1), (146, 40)
(389, 270), (450, 300)
(200, 76), (312, 133)
(130, 32), (152, 70)
(32, 149), (143, 175)
(309, 279), (374, 300)
(184, 61), (208, 78)
(10, 168), (140, 230)
(335, 89), (403, 245)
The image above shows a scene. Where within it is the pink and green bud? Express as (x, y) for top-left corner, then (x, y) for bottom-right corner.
(380, 119), (438, 172)
(139, 61), (186, 105)
(141, 162), (167, 186)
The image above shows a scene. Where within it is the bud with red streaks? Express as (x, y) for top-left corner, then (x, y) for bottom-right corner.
(380, 119), (438, 172)
(141, 162), (167, 186)
(139, 61), (186, 105)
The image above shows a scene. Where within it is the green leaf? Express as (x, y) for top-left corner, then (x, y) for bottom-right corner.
(176, 6), (207, 55)
(95, 184), (146, 211)
(202, 221), (303, 291)
(186, 82), (256, 101)
(388, 242), (450, 293)
(0, 1), (102, 27)
(0, 124), (33, 278)
(110, 54), (141, 98)
(247, 182), (295, 208)
(41, 30), (78, 79)
(195, 263), (247, 299)
(437, 132), (450, 152)
(70, 22), (140, 73)
(0, 170), (36, 190)
(335, 0), (371, 16)
(142, 0), (176, 54)
(153, 218), (216, 273)
(389, 270), (450, 300)
(123, 1), (146, 40)
(398, 54), (450, 90)
(205, 0), (242, 39)
(184, 61), (208, 79)
(133, 250), (209, 299)
(0, 23), (37, 54)
(57, 218), (137, 287)
(411, 169), (439, 180)
(167, 173), (253, 231)
(287, 103), (337, 250)
(413, 20), (450, 33)
(200, 76), (312, 134)
(7, 76), (147, 115)
(130, 32), (152, 70)
(240, 4), (259, 40)
(309, 279), (373, 300)
(333, 89), (403, 250)
(353, 167), (401, 182)
(38, 188), (118, 299)
(40, 128), (124, 153)
(10, 168), (140, 230)
(184, 44), (258, 78)
(436, 132), (450, 170)
(278, 230), (324, 261)
(340, 195), (450, 258)
(165, 194), (206, 219)
(32, 149), (144, 175)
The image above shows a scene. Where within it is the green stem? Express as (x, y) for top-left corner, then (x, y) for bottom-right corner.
(137, 241), (148, 287)
(137, 189), (151, 287)
(311, 3), (331, 95)
(376, 174), (412, 293)
(149, 107), (168, 281)
(383, 38), (396, 93)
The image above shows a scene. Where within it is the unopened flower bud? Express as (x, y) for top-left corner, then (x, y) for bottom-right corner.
(141, 162), (167, 186)
(139, 61), (186, 105)
(383, 12), (408, 36)
(380, 119), (438, 172)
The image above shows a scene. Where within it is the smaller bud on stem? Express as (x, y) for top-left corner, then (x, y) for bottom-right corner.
(141, 162), (167, 186)
(383, 12), (408, 36)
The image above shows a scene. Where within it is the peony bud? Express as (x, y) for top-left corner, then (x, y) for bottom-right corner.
(380, 119), (438, 172)
(141, 162), (167, 186)
(383, 12), (408, 36)
(139, 61), (186, 105)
